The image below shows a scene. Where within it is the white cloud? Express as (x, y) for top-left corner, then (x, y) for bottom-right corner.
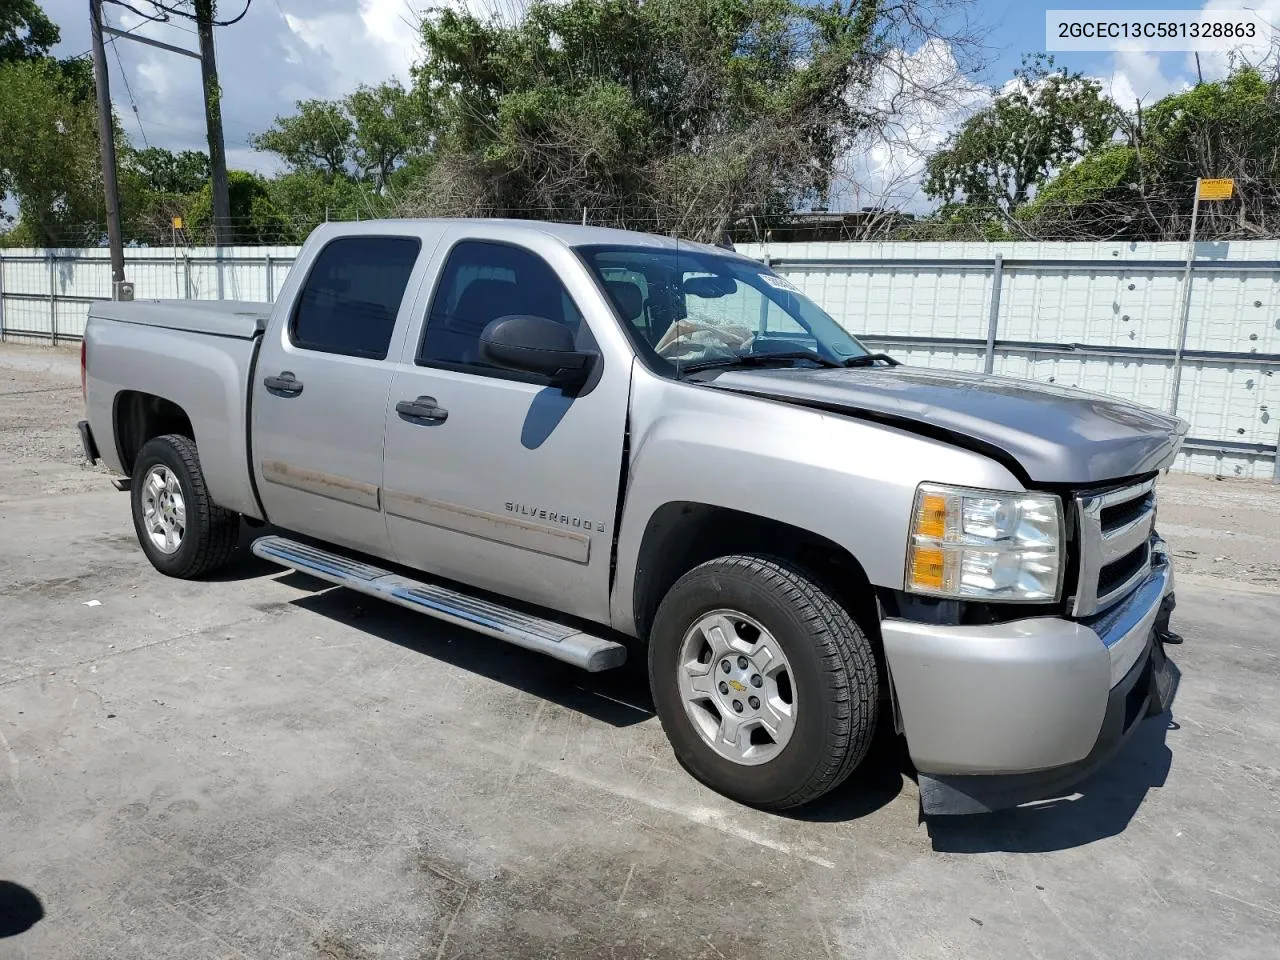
(42, 0), (426, 170)
(282, 0), (422, 94)
(832, 39), (991, 213)
(1196, 0), (1279, 75)
(1103, 0), (1279, 109)
(1104, 48), (1185, 110)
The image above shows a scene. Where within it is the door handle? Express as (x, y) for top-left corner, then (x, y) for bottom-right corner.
(263, 371), (303, 396)
(396, 396), (448, 423)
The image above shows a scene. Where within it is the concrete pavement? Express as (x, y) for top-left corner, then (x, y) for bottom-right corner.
(2, 344), (1278, 959)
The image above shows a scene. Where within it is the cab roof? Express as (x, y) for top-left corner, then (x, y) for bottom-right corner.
(332, 217), (746, 260)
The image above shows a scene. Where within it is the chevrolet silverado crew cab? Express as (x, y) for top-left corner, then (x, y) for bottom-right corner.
(78, 219), (1185, 815)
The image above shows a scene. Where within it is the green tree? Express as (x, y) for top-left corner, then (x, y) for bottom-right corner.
(346, 81), (432, 189)
(1014, 145), (1146, 238)
(265, 169), (389, 241)
(924, 55), (1120, 221)
(253, 82), (432, 191)
(251, 99), (356, 178)
(108, 148), (213, 245)
(405, 0), (893, 240)
(0, 0), (59, 65)
(186, 169), (291, 244)
(127, 147), (211, 195)
(1020, 68), (1280, 240)
(0, 57), (104, 245)
(0, 3), (109, 242)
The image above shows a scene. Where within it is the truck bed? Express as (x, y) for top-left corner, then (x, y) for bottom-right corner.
(82, 302), (266, 520)
(88, 299), (271, 340)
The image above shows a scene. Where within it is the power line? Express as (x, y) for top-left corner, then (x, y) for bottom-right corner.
(143, 0), (254, 27)
(66, 14), (152, 60)
(107, 37), (151, 148)
(104, 0), (170, 25)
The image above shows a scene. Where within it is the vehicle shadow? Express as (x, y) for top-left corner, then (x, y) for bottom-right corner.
(281, 574), (655, 729)
(186, 523), (284, 583)
(925, 710), (1176, 854)
(0, 881), (44, 938)
(781, 724), (913, 822)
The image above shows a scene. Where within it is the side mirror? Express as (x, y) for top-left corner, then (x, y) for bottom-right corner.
(478, 315), (593, 387)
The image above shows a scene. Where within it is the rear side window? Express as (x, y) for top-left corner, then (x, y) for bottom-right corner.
(419, 240), (583, 369)
(291, 237), (421, 359)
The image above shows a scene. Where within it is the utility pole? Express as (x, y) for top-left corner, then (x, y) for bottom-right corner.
(1169, 180), (1203, 417)
(89, 0), (127, 297)
(195, 0), (232, 246)
(1170, 177), (1234, 415)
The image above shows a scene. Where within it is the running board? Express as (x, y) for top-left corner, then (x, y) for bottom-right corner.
(251, 535), (627, 672)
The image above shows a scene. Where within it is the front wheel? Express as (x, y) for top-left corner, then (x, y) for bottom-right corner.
(130, 434), (240, 579)
(648, 555), (879, 810)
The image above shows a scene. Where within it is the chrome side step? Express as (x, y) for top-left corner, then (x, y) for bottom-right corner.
(251, 535), (627, 672)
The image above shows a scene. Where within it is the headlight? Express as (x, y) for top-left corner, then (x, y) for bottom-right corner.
(905, 483), (1063, 602)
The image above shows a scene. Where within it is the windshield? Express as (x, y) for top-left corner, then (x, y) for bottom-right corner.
(577, 245), (870, 376)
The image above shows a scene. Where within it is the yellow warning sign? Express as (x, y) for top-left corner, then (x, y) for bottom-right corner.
(1197, 179), (1234, 201)
(172, 216), (184, 229)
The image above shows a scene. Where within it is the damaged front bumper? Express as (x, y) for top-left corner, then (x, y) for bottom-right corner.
(882, 542), (1178, 816)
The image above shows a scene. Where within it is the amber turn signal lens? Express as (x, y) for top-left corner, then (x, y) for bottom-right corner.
(916, 493), (948, 540)
(909, 545), (946, 590)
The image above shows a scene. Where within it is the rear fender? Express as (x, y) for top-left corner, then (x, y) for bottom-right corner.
(85, 317), (263, 519)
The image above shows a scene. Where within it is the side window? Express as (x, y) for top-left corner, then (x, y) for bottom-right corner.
(290, 236), (421, 360)
(419, 240), (584, 369)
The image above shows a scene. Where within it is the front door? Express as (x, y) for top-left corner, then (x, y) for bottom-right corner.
(382, 235), (630, 624)
(252, 232), (427, 558)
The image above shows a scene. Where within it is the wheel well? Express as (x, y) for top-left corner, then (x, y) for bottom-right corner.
(114, 391), (194, 475)
(631, 502), (881, 646)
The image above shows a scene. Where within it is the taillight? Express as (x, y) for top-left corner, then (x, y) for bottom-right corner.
(80, 340), (87, 400)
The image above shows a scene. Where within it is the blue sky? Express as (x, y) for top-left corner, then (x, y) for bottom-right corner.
(983, 1), (1136, 79)
(976, 1), (1270, 94)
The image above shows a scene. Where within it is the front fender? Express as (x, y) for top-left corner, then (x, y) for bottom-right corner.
(609, 371), (1024, 636)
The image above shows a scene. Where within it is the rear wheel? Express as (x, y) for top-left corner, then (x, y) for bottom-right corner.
(648, 555), (878, 809)
(130, 434), (239, 578)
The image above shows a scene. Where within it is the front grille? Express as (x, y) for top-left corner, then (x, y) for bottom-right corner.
(1098, 542), (1150, 597)
(1101, 494), (1150, 531)
(1072, 478), (1157, 617)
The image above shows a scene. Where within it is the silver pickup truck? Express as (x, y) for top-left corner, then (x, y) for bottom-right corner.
(79, 219), (1184, 815)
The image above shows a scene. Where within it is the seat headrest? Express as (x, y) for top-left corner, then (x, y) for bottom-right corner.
(454, 278), (519, 325)
(605, 280), (644, 323)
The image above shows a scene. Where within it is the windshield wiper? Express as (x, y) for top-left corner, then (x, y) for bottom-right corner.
(842, 352), (900, 367)
(680, 350), (841, 375)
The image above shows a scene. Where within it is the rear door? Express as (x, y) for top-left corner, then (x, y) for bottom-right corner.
(381, 232), (631, 624)
(251, 230), (436, 558)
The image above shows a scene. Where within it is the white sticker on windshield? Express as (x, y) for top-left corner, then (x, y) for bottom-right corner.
(760, 273), (800, 293)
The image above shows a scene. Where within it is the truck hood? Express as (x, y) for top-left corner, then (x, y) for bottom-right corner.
(696, 365), (1188, 485)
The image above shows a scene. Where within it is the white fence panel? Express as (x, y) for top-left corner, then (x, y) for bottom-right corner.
(739, 240), (1280, 479)
(0, 246), (301, 343)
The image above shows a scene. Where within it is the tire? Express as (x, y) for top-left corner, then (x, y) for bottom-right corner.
(130, 434), (240, 579)
(648, 555), (878, 810)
